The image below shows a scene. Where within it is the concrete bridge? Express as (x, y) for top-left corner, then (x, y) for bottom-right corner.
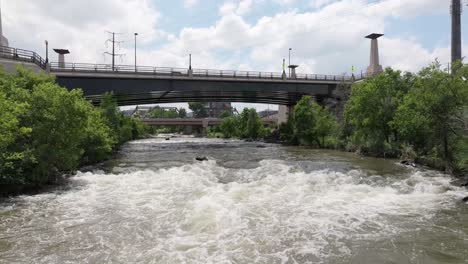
(0, 45), (363, 107)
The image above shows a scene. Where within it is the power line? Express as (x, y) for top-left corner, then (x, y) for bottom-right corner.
(104, 31), (125, 71)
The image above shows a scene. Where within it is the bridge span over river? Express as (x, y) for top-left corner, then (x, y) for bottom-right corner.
(0, 46), (363, 107)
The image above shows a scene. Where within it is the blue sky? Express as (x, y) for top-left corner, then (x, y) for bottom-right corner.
(3, 0), (468, 111)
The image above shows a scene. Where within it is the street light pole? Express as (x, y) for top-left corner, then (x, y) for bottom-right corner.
(288, 48), (292, 77)
(45, 40), (49, 64)
(189, 53), (192, 69)
(134, 33), (138, 72)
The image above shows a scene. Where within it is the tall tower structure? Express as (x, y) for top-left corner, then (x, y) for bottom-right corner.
(451, 0), (462, 63)
(0, 3), (9, 47)
(365, 33), (384, 76)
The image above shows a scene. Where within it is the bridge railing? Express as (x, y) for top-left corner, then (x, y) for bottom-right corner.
(50, 61), (359, 82)
(0, 46), (47, 69)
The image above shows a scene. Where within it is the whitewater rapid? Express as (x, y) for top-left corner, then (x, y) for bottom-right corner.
(0, 138), (467, 263)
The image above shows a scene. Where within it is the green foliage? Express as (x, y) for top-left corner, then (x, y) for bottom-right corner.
(219, 110), (232, 119)
(393, 62), (468, 170)
(279, 61), (467, 173)
(219, 116), (238, 138)
(218, 108), (267, 139)
(344, 68), (413, 156)
(99, 92), (149, 145)
(290, 96), (339, 148)
(0, 67), (148, 188)
(188, 102), (208, 118)
(178, 108), (187, 118)
(149, 107), (179, 118)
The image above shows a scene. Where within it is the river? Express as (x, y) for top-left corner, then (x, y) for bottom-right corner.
(1, 137), (467, 263)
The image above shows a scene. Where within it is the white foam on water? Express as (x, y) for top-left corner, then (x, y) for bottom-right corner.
(0, 160), (467, 263)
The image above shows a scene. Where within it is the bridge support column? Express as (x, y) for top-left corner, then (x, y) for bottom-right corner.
(183, 125), (193, 135)
(278, 105), (293, 125)
(202, 119), (209, 136)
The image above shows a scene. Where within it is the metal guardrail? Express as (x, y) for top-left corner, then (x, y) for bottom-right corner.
(0, 45), (363, 82)
(0, 46), (47, 69)
(49, 62), (358, 82)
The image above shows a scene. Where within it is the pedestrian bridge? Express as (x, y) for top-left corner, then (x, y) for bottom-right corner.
(0, 45), (364, 106)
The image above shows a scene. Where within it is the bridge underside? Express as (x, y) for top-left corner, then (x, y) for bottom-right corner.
(55, 75), (336, 106)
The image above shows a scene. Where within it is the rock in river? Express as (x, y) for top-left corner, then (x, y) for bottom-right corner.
(196, 156), (208, 161)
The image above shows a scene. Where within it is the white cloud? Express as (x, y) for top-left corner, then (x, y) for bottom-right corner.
(2, 0), (463, 81)
(219, 0), (254, 16)
(184, 0), (199, 8)
(3, 0), (160, 63)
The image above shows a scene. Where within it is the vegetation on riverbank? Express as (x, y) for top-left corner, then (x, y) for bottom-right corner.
(0, 67), (149, 191)
(281, 62), (468, 175)
(215, 108), (269, 139)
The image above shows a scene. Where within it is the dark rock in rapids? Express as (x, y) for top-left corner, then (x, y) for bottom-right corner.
(196, 156), (208, 161)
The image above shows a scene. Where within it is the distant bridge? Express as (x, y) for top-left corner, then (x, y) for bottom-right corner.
(140, 118), (277, 128)
(0, 46), (365, 106)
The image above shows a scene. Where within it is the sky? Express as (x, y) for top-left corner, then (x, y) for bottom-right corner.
(2, 0), (468, 111)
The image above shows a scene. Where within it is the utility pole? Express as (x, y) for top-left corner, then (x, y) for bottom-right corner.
(451, 0), (462, 64)
(104, 31), (125, 71)
(288, 48), (292, 77)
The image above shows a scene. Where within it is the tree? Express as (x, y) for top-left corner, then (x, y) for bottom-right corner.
(0, 67), (149, 189)
(178, 108), (187, 118)
(219, 110), (232, 119)
(244, 108), (264, 139)
(293, 96), (316, 145)
(188, 102), (208, 118)
(393, 62), (468, 170)
(344, 68), (413, 155)
(312, 103), (339, 148)
(149, 107), (179, 118)
(290, 96), (338, 147)
(219, 116), (238, 138)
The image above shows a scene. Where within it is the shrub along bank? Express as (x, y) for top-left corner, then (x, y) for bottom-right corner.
(0, 67), (149, 192)
(280, 62), (468, 175)
(216, 108), (269, 140)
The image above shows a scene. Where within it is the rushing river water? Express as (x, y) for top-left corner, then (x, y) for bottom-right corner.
(1, 136), (468, 263)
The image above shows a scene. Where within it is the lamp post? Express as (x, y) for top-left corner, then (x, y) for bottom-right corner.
(134, 32), (138, 72)
(45, 40), (49, 64)
(288, 48), (292, 77)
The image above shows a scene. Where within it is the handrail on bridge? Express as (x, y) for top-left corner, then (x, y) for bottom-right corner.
(0, 45), (366, 81)
(49, 61), (361, 82)
(0, 45), (47, 70)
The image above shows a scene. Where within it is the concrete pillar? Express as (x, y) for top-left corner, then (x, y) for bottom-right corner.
(288, 65), (299, 79)
(278, 105), (293, 125)
(53, 49), (70, 69)
(365, 33), (384, 77)
(184, 125), (193, 135)
(58, 54), (65, 68)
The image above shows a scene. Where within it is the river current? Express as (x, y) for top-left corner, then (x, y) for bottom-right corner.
(1, 137), (467, 263)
